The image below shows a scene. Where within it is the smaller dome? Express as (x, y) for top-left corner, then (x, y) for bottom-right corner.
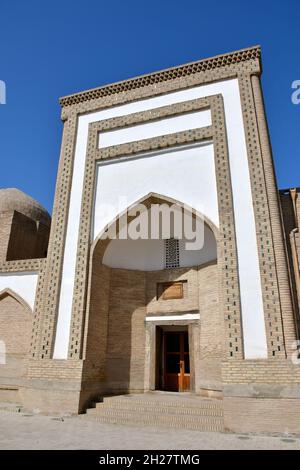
(0, 188), (51, 225)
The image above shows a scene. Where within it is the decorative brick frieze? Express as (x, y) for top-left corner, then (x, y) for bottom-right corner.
(250, 76), (297, 357)
(30, 260), (46, 358)
(0, 258), (43, 273)
(32, 114), (79, 359)
(60, 46), (261, 108)
(60, 57), (260, 120)
(237, 72), (294, 358)
(210, 95), (243, 359)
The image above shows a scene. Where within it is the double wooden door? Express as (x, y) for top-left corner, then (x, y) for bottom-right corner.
(163, 331), (190, 392)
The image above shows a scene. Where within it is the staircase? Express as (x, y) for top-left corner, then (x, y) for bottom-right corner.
(84, 392), (224, 431)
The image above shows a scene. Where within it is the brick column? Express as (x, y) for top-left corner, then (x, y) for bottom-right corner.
(251, 74), (297, 355)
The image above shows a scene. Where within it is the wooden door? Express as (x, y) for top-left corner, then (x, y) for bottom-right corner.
(164, 331), (190, 392)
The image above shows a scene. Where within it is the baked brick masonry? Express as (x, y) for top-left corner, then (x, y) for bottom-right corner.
(0, 46), (300, 434)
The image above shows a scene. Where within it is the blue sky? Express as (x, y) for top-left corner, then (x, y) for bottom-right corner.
(0, 0), (299, 213)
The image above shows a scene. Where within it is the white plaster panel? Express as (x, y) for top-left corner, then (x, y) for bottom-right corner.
(54, 78), (267, 360)
(93, 143), (218, 239)
(0, 272), (38, 310)
(103, 239), (164, 271)
(146, 314), (200, 321)
(179, 226), (216, 267)
(98, 110), (211, 148)
(102, 223), (217, 271)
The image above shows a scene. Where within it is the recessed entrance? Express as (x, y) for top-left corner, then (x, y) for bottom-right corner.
(156, 326), (190, 392)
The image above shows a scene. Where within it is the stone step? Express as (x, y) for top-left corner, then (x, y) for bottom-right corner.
(85, 394), (224, 431)
(94, 401), (223, 417)
(85, 408), (224, 432)
(102, 394), (223, 411)
(0, 402), (22, 413)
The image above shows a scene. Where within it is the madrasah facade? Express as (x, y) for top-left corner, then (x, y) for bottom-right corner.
(0, 46), (300, 434)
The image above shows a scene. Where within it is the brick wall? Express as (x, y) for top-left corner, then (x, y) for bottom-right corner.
(84, 262), (221, 396)
(146, 267), (199, 314)
(0, 213), (13, 262)
(224, 397), (300, 434)
(0, 210), (50, 262)
(83, 263), (111, 380)
(197, 262), (222, 391)
(280, 189), (300, 334)
(222, 359), (300, 385)
(0, 293), (32, 399)
(105, 268), (146, 393)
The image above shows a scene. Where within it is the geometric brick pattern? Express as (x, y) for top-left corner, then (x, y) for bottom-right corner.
(165, 238), (180, 269)
(0, 258), (42, 273)
(238, 73), (286, 358)
(67, 95), (244, 362)
(31, 115), (78, 359)
(60, 46), (261, 107)
(210, 96), (244, 359)
(238, 73), (296, 358)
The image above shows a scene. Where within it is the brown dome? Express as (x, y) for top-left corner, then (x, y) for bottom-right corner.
(0, 188), (51, 225)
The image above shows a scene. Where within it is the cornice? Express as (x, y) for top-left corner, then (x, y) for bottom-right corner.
(60, 45), (261, 108)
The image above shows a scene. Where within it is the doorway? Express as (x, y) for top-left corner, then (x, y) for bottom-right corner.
(156, 327), (190, 392)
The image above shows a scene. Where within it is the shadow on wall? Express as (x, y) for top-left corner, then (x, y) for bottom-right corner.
(84, 260), (204, 396)
(104, 267), (146, 393)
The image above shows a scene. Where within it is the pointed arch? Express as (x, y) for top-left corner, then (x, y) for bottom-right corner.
(91, 191), (220, 263)
(82, 191), (220, 382)
(0, 288), (32, 313)
(0, 287), (32, 394)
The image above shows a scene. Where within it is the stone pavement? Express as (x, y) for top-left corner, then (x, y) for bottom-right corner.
(0, 410), (300, 450)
